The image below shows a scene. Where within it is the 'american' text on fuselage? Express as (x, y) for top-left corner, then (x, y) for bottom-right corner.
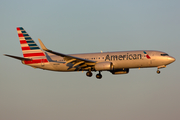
(105, 53), (142, 61)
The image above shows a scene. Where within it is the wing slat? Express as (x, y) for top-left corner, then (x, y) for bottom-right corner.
(73, 61), (84, 67)
(65, 59), (76, 64)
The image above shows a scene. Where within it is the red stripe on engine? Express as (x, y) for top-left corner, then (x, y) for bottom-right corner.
(24, 59), (48, 64)
(22, 47), (31, 50)
(17, 27), (20, 30)
(20, 40), (27, 44)
(18, 33), (24, 37)
(23, 53), (45, 57)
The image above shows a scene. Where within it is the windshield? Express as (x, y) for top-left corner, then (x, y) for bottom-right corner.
(161, 54), (169, 56)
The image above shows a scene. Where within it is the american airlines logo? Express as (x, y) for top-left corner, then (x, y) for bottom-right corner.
(105, 53), (142, 61)
(143, 51), (151, 59)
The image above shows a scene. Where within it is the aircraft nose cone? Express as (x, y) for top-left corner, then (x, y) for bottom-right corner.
(168, 56), (176, 63)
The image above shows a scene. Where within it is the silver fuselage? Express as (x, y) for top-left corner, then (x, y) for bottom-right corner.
(27, 50), (175, 71)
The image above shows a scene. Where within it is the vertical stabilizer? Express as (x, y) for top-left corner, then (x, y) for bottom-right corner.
(17, 27), (48, 64)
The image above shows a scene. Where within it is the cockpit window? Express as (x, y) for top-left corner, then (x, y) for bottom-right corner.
(161, 54), (169, 56)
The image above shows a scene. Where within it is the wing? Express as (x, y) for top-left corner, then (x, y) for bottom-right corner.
(38, 39), (96, 70)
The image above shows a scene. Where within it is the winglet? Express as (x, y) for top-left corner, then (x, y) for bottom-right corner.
(38, 38), (49, 51)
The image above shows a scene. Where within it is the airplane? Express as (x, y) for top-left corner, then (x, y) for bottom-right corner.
(4, 27), (175, 79)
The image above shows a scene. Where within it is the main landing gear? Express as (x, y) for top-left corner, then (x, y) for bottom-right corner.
(86, 71), (92, 77)
(96, 71), (102, 79)
(86, 71), (102, 79)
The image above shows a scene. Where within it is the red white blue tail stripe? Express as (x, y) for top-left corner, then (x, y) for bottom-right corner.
(143, 51), (151, 59)
(17, 27), (48, 64)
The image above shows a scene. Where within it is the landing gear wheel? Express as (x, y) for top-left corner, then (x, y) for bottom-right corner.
(157, 70), (160, 74)
(86, 71), (92, 77)
(96, 74), (102, 79)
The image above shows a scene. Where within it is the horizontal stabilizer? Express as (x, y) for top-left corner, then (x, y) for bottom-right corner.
(4, 54), (32, 61)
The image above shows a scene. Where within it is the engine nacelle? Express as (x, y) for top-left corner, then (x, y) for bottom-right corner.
(95, 62), (114, 71)
(110, 68), (129, 75)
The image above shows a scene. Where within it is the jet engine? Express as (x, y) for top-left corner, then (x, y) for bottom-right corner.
(110, 68), (129, 74)
(95, 62), (114, 71)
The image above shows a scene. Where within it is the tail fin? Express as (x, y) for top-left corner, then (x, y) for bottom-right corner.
(17, 27), (48, 64)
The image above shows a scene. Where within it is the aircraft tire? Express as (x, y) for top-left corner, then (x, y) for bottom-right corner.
(157, 70), (160, 74)
(96, 74), (102, 79)
(86, 71), (92, 77)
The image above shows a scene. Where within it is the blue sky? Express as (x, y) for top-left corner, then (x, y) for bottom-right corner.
(0, 0), (180, 120)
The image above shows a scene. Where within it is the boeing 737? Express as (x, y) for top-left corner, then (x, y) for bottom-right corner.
(4, 27), (175, 79)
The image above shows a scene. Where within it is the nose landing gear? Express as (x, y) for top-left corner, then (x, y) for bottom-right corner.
(157, 69), (160, 74)
(156, 65), (166, 74)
